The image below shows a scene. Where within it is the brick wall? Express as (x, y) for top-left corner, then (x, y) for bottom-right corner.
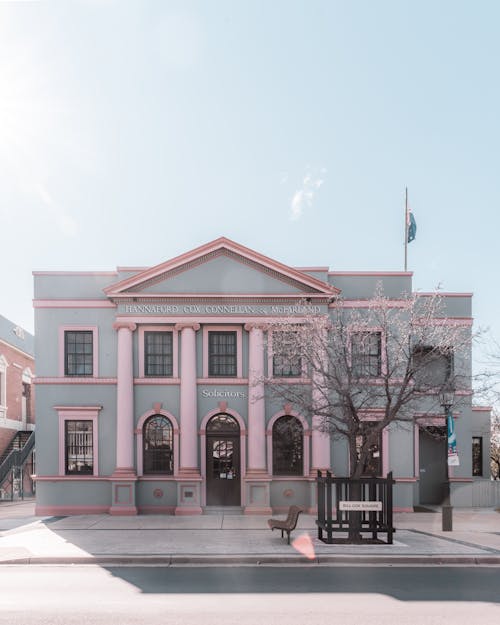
(0, 340), (35, 457)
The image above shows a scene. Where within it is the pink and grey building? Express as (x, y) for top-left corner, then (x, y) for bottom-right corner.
(32, 237), (494, 515)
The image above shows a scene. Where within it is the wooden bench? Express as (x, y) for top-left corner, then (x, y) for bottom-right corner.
(267, 505), (304, 544)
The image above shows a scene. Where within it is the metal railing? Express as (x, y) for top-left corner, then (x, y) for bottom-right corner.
(316, 470), (395, 544)
(0, 432), (35, 493)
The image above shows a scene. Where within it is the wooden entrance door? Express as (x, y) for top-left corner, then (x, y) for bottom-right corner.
(206, 414), (241, 506)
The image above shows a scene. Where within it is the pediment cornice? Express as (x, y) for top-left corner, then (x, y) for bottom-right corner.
(104, 237), (339, 299)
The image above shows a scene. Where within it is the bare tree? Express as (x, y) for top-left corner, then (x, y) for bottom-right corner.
(263, 287), (475, 480)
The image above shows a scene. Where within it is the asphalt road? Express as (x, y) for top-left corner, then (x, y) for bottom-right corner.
(0, 565), (499, 625)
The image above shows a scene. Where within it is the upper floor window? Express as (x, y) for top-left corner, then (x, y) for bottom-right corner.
(65, 420), (94, 475)
(272, 415), (304, 476)
(412, 345), (453, 389)
(65, 331), (93, 376)
(144, 331), (173, 377)
(143, 415), (173, 475)
(272, 331), (302, 377)
(208, 331), (237, 377)
(351, 331), (382, 377)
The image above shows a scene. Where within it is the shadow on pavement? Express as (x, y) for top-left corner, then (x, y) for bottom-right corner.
(102, 565), (500, 602)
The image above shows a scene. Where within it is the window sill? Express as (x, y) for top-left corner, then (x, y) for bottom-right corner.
(35, 377), (117, 385)
(267, 377), (311, 384)
(197, 378), (248, 385)
(134, 378), (181, 385)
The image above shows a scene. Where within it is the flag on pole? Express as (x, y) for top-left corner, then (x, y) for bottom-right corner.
(447, 409), (459, 466)
(407, 207), (417, 243)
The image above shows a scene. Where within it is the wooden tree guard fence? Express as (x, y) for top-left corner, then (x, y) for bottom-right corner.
(316, 470), (396, 544)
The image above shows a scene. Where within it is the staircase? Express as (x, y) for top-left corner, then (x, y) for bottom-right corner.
(0, 430), (35, 499)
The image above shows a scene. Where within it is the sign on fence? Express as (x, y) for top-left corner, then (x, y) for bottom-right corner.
(316, 471), (395, 544)
(339, 501), (383, 512)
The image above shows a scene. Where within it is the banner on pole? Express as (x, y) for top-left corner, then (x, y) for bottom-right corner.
(447, 410), (460, 466)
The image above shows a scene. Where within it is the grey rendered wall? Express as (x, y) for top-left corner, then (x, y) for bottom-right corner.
(34, 308), (117, 377)
(270, 480), (310, 508)
(34, 274), (116, 299)
(136, 481), (177, 508)
(36, 481), (111, 507)
(34, 385), (117, 476)
(140, 256), (305, 294)
(388, 423), (414, 477)
(328, 275), (412, 299)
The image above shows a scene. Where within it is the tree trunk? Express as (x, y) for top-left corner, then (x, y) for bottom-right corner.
(348, 480), (363, 543)
(348, 441), (364, 543)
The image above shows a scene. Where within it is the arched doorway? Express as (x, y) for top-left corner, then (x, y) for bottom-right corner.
(206, 413), (241, 506)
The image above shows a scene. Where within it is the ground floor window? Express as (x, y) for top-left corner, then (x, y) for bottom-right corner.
(472, 436), (483, 476)
(65, 421), (93, 475)
(143, 415), (173, 474)
(272, 415), (303, 476)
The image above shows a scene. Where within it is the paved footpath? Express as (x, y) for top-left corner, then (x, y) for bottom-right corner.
(1, 500), (499, 565)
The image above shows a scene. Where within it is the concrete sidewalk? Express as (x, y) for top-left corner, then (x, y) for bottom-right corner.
(1, 499), (499, 565)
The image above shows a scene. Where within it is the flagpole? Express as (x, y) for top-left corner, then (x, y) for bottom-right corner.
(404, 187), (408, 272)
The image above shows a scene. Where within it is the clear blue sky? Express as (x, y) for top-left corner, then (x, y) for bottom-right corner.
(1, 0), (499, 376)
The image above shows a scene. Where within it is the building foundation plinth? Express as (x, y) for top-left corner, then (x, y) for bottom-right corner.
(174, 474), (203, 516)
(244, 475), (272, 515)
(109, 473), (138, 515)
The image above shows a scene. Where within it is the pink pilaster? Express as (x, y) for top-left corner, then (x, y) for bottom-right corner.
(176, 323), (200, 474)
(245, 323), (267, 474)
(113, 322), (137, 474)
(175, 323), (202, 514)
(244, 323), (271, 514)
(110, 321), (137, 515)
(311, 352), (331, 475)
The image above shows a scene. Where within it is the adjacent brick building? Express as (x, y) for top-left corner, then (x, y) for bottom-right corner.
(0, 315), (35, 498)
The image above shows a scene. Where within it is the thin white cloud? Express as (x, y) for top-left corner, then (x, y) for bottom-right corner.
(289, 169), (325, 221)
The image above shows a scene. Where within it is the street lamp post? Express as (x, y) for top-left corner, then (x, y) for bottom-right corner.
(439, 388), (454, 532)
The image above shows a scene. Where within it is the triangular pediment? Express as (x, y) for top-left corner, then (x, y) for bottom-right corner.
(104, 237), (338, 299)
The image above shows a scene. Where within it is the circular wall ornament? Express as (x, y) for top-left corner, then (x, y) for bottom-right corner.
(283, 488), (294, 498)
(153, 488), (163, 499)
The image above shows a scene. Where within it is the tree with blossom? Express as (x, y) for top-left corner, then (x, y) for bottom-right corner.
(264, 288), (475, 480)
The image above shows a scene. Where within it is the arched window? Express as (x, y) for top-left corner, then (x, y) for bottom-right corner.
(272, 415), (303, 476)
(143, 415), (173, 475)
(206, 413), (239, 433)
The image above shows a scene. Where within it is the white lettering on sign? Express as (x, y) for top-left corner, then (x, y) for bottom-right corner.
(123, 304), (180, 314)
(201, 389), (247, 399)
(339, 501), (383, 512)
(121, 304), (323, 315)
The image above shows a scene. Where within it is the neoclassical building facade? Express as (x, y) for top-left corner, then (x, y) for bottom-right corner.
(33, 238), (492, 515)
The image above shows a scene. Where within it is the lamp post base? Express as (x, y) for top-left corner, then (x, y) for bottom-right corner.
(442, 504), (453, 531)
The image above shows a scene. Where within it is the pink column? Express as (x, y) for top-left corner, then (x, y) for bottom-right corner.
(245, 323), (267, 475)
(175, 323), (200, 475)
(311, 352), (331, 474)
(112, 322), (137, 476)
